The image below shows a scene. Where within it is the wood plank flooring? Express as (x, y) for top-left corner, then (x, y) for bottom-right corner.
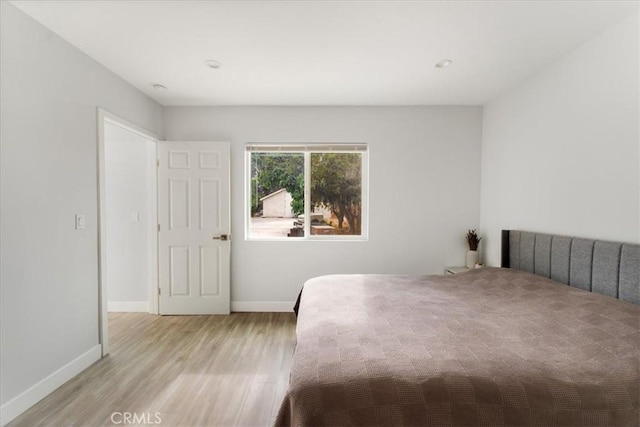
(9, 312), (297, 427)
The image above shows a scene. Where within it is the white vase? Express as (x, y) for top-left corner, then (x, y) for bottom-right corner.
(466, 250), (478, 269)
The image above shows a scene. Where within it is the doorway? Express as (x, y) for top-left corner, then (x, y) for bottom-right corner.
(97, 109), (159, 356)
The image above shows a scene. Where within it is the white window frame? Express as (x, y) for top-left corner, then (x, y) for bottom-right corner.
(245, 143), (369, 241)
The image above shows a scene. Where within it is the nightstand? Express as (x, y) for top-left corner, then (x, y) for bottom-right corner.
(445, 266), (470, 275)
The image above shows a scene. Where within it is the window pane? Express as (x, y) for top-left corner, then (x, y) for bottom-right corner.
(310, 153), (362, 236)
(249, 153), (305, 238)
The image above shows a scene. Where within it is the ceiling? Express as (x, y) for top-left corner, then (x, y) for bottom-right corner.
(10, 1), (639, 106)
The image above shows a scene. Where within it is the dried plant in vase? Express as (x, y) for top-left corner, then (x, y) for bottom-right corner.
(466, 229), (482, 251)
(465, 229), (482, 268)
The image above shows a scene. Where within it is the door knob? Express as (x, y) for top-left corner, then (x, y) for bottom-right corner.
(213, 234), (229, 241)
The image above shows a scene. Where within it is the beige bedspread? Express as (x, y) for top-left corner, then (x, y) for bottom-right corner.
(275, 268), (639, 426)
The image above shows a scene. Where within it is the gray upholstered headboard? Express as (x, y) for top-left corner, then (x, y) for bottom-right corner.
(501, 230), (640, 305)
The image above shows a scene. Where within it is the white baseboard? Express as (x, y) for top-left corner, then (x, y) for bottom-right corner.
(0, 344), (101, 426)
(108, 301), (149, 312)
(109, 301), (291, 313)
(231, 301), (294, 312)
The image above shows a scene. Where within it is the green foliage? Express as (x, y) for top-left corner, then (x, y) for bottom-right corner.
(251, 152), (363, 234)
(310, 153), (362, 234)
(252, 153), (304, 216)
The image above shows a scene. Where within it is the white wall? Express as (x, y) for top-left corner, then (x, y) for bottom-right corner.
(105, 123), (153, 312)
(163, 106), (482, 307)
(0, 2), (162, 422)
(480, 13), (640, 267)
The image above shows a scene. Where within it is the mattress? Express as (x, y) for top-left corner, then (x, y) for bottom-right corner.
(275, 268), (640, 426)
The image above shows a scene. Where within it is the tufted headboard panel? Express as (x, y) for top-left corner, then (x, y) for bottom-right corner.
(501, 230), (640, 305)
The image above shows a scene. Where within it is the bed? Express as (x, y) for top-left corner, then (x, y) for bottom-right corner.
(275, 231), (640, 426)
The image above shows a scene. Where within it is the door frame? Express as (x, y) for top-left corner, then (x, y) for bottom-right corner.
(97, 108), (160, 356)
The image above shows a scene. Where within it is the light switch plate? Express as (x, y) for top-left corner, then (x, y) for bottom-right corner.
(75, 214), (86, 230)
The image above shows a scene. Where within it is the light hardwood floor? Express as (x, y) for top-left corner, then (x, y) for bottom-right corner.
(9, 312), (297, 427)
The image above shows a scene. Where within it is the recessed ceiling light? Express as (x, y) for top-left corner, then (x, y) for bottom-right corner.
(435, 59), (452, 69)
(152, 84), (167, 91)
(205, 60), (221, 69)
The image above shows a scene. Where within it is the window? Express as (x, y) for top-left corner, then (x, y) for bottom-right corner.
(246, 144), (368, 240)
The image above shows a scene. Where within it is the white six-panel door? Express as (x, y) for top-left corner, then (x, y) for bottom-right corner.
(157, 141), (230, 314)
